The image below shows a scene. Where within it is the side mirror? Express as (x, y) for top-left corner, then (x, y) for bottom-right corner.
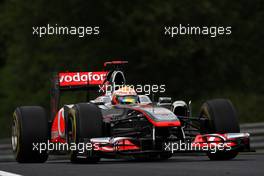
(158, 97), (172, 105)
(138, 95), (152, 104)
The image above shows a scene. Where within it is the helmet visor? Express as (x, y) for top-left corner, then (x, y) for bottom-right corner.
(117, 95), (138, 104)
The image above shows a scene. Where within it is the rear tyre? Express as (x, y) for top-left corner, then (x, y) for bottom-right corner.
(200, 99), (239, 160)
(67, 103), (103, 163)
(12, 106), (49, 163)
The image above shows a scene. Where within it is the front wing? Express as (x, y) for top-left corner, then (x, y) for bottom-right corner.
(88, 133), (251, 155)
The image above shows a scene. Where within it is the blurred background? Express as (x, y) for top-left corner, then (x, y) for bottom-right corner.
(0, 0), (263, 138)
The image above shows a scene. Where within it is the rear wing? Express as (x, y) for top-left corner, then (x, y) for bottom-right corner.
(58, 60), (128, 88)
(50, 60), (127, 119)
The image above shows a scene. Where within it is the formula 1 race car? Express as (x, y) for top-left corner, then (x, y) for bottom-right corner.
(12, 61), (251, 163)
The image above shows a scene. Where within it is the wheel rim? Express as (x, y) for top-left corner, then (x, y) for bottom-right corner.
(12, 114), (19, 151)
(68, 113), (79, 160)
(68, 114), (76, 144)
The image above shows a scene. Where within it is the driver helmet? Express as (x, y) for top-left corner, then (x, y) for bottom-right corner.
(112, 86), (138, 105)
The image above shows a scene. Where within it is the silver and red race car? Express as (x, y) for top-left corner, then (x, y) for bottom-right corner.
(12, 61), (251, 163)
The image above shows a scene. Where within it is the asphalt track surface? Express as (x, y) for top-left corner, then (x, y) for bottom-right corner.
(0, 154), (263, 176)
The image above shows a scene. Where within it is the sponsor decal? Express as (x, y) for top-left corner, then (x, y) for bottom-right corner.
(59, 71), (107, 86)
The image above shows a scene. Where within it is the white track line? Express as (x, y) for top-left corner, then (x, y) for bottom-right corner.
(0, 170), (22, 176)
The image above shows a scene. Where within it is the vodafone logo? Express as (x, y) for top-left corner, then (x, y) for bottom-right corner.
(59, 71), (107, 86)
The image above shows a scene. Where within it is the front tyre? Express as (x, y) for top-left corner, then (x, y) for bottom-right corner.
(67, 103), (103, 163)
(12, 106), (49, 163)
(200, 99), (239, 160)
